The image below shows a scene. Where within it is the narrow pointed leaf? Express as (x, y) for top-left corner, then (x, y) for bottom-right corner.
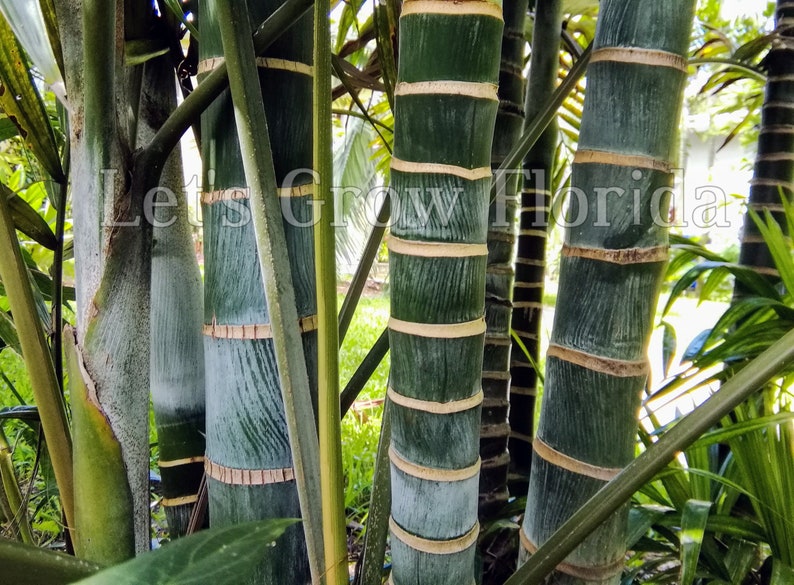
(679, 499), (712, 585)
(1, 182), (57, 250)
(0, 10), (63, 181)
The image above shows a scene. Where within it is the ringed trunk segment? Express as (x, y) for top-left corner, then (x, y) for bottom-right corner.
(479, 0), (529, 519)
(388, 2), (503, 584)
(508, 0), (564, 496)
(737, 0), (794, 286)
(199, 1), (315, 582)
(520, 1), (695, 582)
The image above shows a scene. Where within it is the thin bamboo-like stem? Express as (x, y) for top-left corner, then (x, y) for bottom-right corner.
(0, 190), (73, 532)
(340, 328), (389, 417)
(214, 1), (325, 581)
(358, 399), (392, 585)
(314, 0), (348, 581)
(50, 168), (68, 395)
(506, 327), (794, 585)
(478, 0), (528, 520)
(508, 0), (564, 496)
(488, 44), (591, 201)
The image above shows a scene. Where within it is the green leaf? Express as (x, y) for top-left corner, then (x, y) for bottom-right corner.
(37, 0), (65, 78)
(160, 0), (199, 39)
(0, 538), (101, 585)
(72, 519), (299, 585)
(0, 114), (19, 141)
(679, 499), (712, 585)
(0, 11), (64, 181)
(124, 39), (170, 66)
(660, 321), (677, 377)
(770, 560), (794, 585)
(372, 0), (398, 108)
(722, 538), (758, 584)
(334, 0), (365, 53)
(750, 208), (794, 298)
(333, 117), (377, 266)
(1, 182), (57, 250)
(0, 308), (20, 353)
(690, 412), (794, 449)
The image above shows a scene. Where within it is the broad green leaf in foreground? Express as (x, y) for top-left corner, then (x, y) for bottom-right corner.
(73, 519), (299, 585)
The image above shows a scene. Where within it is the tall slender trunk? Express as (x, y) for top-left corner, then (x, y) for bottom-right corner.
(479, 0), (528, 520)
(736, 0), (794, 291)
(387, 2), (502, 583)
(508, 0), (564, 497)
(141, 58), (206, 538)
(199, 1), (315, 582)
(520, 1), (695, 583)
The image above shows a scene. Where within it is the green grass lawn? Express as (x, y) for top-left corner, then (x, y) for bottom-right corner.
(338, 293), (389, 527)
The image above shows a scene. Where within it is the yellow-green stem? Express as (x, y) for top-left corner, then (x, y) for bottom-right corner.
(0, 192), (73, 531)
(314, 0), (348, 583)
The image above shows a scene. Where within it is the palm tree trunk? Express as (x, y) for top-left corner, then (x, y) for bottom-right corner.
(520, 1), (696, 582)
(61, 0), (156, 559)
(736, 0), (794, 291)
(508, 0), (564, 497)
(479, 0), (528, 519)
(387, 2), (503, 583)
(199, 1), (315, 582)
(141, 57), (206, 538)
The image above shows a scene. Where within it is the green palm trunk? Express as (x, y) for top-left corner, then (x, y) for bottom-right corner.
(387, 1), (502, 583)
(508, 0), (564, 496)
(141, 58), (206, 537)
(736, 0), (794, 286)
(520, 1), (695, 582)
(479, 0), (528, 519)
(199, 1), (315, 582)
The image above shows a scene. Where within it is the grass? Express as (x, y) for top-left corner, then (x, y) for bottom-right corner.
(338, 293), (389, 528)
(0, 348), (63, 544)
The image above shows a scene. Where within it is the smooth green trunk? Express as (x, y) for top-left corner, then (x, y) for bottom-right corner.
(479, 0), (528, 519)
(736, 0), (794, 289)
(508, 0), (564, 496)
(199, 1), (316, 582)
(520, 2), (695, 583)
(142, 57), (206, 538)
(387, 2), (503, 584)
